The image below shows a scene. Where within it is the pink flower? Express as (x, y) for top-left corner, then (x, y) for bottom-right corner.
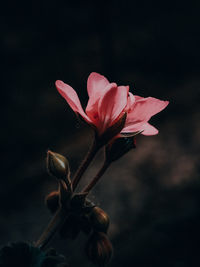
(55, 72), (129, 136)
(122, 93), (169, 136)
(55, 72), (169, 138)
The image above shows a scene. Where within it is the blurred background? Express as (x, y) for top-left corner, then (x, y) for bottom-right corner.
(1, 0), (200, 266)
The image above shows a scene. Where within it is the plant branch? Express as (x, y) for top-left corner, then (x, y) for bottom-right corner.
(35, 208), (67, 250)
(82, 161), (110, 193)
(72, 137), (99, 191)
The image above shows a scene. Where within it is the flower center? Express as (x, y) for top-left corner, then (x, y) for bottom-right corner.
(93, 113), (98, 120)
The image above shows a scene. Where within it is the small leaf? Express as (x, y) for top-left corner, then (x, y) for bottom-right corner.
(0, 242), (46, 267)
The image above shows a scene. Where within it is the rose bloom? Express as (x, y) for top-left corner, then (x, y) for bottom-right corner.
(55, 72), (169, 137)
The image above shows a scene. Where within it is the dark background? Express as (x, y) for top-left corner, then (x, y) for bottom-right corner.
(1, 1), (200, 266)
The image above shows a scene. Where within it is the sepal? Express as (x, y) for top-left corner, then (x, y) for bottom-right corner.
(98, 112), (127, 146)
(105, 136), (136, 162)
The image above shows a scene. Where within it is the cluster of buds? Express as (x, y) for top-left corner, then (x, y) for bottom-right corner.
(45, 150), (113, 266)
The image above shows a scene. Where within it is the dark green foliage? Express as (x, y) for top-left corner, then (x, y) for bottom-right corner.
(0, 242), (68, 267)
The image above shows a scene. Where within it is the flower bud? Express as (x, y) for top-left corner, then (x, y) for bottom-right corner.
(45, 191), (60, 214)
(86, 232), (113, 266)
(105, 136), (136, 162)
(90, 207), (110, 233)
(47, 150), (70, 180)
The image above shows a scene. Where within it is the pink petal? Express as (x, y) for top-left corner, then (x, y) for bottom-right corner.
(141, 123), (159, 135)
(86, 73), (111, 121)
(55, 80), (91, 124)
(125, 97), (169, 127)
(124, 92), (135, 112)
(97, 85), (129, 134)
(134, 95), (144, 101)
(121, 122), (158, 136)
(121, 121), (146, 133)
(87, 72), (110, 98)
(86, 82), (117, 124)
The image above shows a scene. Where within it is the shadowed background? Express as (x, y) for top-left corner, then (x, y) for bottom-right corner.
(1, 1), (200, 266)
